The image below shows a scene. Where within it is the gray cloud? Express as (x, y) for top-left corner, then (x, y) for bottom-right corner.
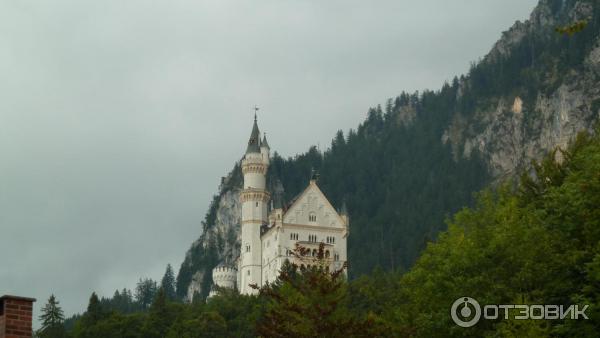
(0, 0), (537, 325)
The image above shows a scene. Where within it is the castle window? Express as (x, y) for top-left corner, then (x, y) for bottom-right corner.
(246, 244), (250, 253)
(247, 270), (250, 276)
(325, 250), (330, 258)
(334, 253), (339, 261)
(290, 233), (298, 240)
(309, 213), (317, 222)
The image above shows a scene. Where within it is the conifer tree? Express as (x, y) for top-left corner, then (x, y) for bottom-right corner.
(135, 278), (158, 309)
(37, 294), (66, 338)
(161, 263), (177, 301)
(85, 292), (104, 324)
(252, 243), (388, 337)
(141, 287), (171, 338)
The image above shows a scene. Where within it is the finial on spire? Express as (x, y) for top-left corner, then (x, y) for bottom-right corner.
(246, 107), (261, 154)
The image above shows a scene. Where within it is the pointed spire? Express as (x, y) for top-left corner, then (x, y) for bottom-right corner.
(261, 132), (270, 149)
(246, 113), (261, 154)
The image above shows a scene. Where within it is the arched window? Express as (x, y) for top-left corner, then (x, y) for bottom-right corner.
(325, 250), (330, 258)
(309, 213), (317, 222)
(312, 249), (317, 257)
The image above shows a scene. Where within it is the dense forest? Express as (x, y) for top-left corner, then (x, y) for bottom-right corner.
(47, 126), (600, 337)
(50, 0), (600, 336)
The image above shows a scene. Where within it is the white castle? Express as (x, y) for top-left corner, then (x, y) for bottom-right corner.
(209, 115), (349, 297)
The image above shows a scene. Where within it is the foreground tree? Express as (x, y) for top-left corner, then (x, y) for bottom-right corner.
(252, 243), (388, 337)
(37, 294), (66, 338)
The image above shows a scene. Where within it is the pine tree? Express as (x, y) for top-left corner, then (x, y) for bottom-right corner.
(37, 294), (66, 338)
(161, 264), (177, 301)
(141, 287), (171, 338)
(85, 292), (104, 324)
(252, 243), (388, 337)
(135, 278), (158, 309)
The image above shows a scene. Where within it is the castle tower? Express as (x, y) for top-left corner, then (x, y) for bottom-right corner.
(239, 114), (270, 294)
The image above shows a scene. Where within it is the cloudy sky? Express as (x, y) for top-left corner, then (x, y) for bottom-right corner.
(1, 0), (537, 325)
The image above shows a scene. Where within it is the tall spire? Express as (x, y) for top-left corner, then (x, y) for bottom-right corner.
(246, 109), (261, 154)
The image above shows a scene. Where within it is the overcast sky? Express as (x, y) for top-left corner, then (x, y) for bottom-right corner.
(1, 0), (537, 326)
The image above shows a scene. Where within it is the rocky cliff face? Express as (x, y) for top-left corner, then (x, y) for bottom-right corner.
(443, 0), (600, 180)
(177, 0), (600, 300)
(183, 189), (241, 301)
(176, 168), (244, 301)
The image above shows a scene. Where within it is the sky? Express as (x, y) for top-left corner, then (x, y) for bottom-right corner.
(0, 0), (538, 326)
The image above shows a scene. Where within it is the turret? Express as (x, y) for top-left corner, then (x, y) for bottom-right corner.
(261, 133), (270, 161)
(239, 114), (270, 295)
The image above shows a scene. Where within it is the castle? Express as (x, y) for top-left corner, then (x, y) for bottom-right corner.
(209, 115), (348, 296)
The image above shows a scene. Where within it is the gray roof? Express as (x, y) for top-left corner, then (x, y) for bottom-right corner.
(261, 133), (270, 149)
(245, 116), (261, 154)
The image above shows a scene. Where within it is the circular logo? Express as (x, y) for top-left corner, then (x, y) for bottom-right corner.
(451, 297), (481, 327)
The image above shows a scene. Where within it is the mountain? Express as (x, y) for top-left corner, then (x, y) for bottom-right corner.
(176, 0), (600, 301)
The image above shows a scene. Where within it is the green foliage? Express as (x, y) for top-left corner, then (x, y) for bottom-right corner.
(166, 312), (227, 338)
(390, 128), (600, 336)
(37, 294), (66, 338)
(135, 278), (158, 310)
(253, 243), (389, 337)
(161, 264), (177, 301)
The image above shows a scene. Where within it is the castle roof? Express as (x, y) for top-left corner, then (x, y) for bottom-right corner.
(261, 133), (270, 149)
(246, 115), (261, 154)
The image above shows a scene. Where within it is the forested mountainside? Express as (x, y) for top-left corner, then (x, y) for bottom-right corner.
(176, 0), (600, 301)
